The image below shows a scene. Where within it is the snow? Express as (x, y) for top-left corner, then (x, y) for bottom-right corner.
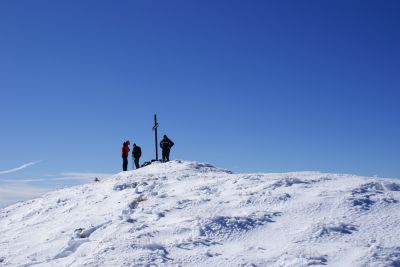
(0, 160), (399, 266)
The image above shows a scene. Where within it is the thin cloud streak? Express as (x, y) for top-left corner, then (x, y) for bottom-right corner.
(0, 173), (112, 183)
(0, 183), (50, 208)
(0, 171), (112, 208)
(0, 161), (41, 175)
(59, 172), (112, 180)
(0, 178), (48, 183)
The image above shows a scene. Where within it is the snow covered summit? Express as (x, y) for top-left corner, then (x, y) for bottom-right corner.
(1, 160), (399, 266)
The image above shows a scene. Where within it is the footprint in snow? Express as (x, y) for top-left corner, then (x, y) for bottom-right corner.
(317, 223), (358, 238)
(194, 185), (218, 195)
(306, 255), (328, 266)
(120, 196), (147, 222)
(176, 199), (193, 209)
(129, 196), (147, 209)
(367, 246), (400, 266)
(113, 182), (137, 191)
(205, 251), (222, 257)
(176, 174), (190, 181)
(276, 193), (291, 201)
(176, 238), (220, 250)
(158, 193), (169, 198)
(154, 210), (168, 220)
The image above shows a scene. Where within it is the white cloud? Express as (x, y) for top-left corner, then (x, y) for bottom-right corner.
(0, 178), (47, 183)
(56, 172), (112, 181)
(0, 161), (40, 175)
(0, 183), (50, 208)
(0, 173), (112, 183)
(0, 171), (112, 208)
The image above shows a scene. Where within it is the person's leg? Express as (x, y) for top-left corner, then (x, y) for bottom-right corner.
(135, 158), (140, 169)
(162, 150), (166, 162)
(123, 156), (128, 171)
(166, 150), (170, 162)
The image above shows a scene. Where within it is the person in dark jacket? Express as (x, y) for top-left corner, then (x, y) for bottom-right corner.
(160, 135), (174, 162)
(132, 143), (142, 169)
(122, 141), (130, 171)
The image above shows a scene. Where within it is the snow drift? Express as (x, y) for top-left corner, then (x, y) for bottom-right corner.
(0, 160), (399, 266)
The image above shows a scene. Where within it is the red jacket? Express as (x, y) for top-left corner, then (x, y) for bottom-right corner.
(122, 143), (130, 157)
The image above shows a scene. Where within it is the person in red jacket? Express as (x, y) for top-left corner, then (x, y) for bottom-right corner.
(122, 141), (130, 171)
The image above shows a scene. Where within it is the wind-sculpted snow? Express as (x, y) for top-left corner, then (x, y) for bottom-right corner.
(199, 212), (280, 240)
(384, 182), (400, 191)
(367, 246), (400, 266)
(271, 177), (311, 188)
(0, 161), (399, 266)
(318, 223), (359, 237)
(348, 181), (399, 211)
(113, 182), (137, 191)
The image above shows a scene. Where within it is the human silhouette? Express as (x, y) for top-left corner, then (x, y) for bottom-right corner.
(132, 143), (142, 169)
(160, 135), (174, 162)
(122, 141), (130, 171)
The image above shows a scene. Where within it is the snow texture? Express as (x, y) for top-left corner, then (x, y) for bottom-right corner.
(0, 160), (399, 266)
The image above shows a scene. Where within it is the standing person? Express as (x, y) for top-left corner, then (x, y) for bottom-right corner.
(132, 143), (142, 169)
(160, 135), (174, 162)
(122, 141), (130, 171)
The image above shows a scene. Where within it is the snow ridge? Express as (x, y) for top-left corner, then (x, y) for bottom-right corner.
(0, 160), (399, 266)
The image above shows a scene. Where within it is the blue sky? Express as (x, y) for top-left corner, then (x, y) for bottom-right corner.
(0, 0), (399, 207)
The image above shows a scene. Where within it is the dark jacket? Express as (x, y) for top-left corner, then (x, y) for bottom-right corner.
(160, 137), (174, 151)
(132, 145), (142, 159)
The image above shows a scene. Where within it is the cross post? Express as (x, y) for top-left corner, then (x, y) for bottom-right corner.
(152, 114), (159, 161)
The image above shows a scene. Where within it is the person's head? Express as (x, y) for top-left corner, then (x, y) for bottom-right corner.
(163, 135), (167, 139)
(133, 143), (137, 147)
(126, 140), (130, 145)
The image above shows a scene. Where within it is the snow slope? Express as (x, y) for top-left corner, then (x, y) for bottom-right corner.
(0, 160), (399, 266)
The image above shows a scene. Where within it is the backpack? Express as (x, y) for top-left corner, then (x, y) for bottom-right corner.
(161, 140), (169, 150)
(133, 146), (142, 158)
